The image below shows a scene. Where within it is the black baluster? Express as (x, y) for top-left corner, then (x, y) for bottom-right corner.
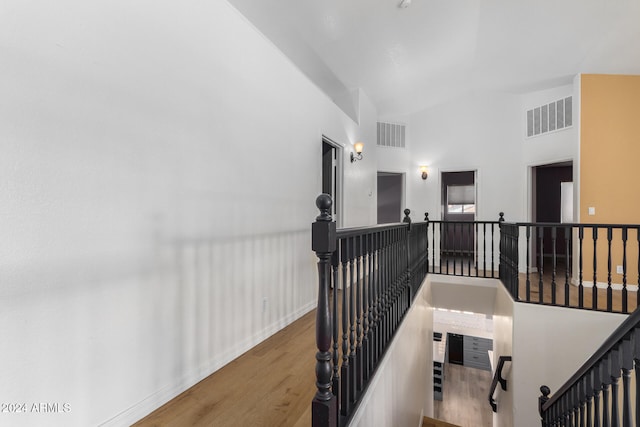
(369, 233), (377, 374)
(571, 384), (580, 427)
(610, 349), (620, 427)
(565, 227), (570, 307)
(539, 226), (545, 303)
(552, 226), (557, 306)
(607, 227), (613, 312)
(440, 222), (444, 275)
(526, 225), (531, 302)
(467, 222), (472, 276)
(579, 227), (584, 309)
(475, 221), (479, 277)
(339, 238), (349, 415)
(331, 251), (340, 401)
(362, 234), (370, 383)
(491, 223), (498, 280)
(635, 328), (640, 427)
(483, 222), (487, 277)
(355, 236), (363, 393)
(593, 227), (598, 311)
(586, 370), (594, 427)
(603, 358), (611, 427)
(311, 194), (338, 427)
(594, 363), (602, 427)
(622, 228), (628, 313)
(425, 213), (431, 273)
(637, 227), (640, 309)
(348, 237), (357, 406)
(453, 222), (458, 275)
(621, 338), (632, 427)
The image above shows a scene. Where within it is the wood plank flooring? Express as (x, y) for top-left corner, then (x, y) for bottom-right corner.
(433, 363), (493, 427)
(134, 310), (316, 427)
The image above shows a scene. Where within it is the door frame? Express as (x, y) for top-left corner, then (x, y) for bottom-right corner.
(322, 136), (344, 228)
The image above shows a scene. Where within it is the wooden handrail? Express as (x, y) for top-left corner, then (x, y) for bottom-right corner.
(488, 356), (512, 412)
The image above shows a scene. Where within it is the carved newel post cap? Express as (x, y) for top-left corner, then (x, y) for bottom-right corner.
(499, 212), (505, 222)
(315, 194), (333, 221)
(425, 212), (429, 222)
(403, 208), (411, 224)
(540, 385), (551, 397)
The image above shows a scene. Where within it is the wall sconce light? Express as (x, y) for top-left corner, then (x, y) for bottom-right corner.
(351, 142), (364, 163)
(420, 166), (429, 180)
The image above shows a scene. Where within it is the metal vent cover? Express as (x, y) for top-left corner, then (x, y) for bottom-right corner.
(377, 122), (406, 148)
(526, 96), (572, 138)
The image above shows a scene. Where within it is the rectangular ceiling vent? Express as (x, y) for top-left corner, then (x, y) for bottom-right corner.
(377, 122), (406, 148)
(526, 96), (573, 138)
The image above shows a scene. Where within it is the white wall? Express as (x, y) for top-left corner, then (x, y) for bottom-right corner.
(383, 91), (524, 224)
(349, 278), (434, 427)
(0, 1), (377, 426)
(492, 283), (515, 427)
(512, 303), (626, 425)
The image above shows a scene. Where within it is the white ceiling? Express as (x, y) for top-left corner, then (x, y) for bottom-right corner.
(228, 0), (640, 118)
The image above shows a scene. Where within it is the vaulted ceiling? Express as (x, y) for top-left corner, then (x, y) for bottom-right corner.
(228, 0), (640, 118)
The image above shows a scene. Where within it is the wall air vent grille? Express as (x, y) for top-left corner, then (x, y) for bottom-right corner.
(526, 96), (572, 138)
(377, 122), (406, 148)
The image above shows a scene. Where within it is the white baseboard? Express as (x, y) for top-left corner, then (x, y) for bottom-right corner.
(569, 278), (638, 292)
(99, 301), (316, 427)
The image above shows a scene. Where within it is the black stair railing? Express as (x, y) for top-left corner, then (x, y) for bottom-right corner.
(425, 213), (502, 278)
(311, 194), (428, 427)
(538, 306), (640, 427)
(488, 356), (512, 412)
(427, 213), (640, 314)
(500, 222), (640, 314)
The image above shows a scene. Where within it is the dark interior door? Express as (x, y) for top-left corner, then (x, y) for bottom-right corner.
(442, 171), (475, 255)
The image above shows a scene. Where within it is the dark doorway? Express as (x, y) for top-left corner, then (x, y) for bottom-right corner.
(441, 171), (476, 255)
(322, 138), (342, 225)
(377, 172), (403, 224)
(531, 161), (573, 272)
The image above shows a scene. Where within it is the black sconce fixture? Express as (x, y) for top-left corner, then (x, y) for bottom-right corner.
(420, 166), (428, 180)
(350, 142), (364, 163)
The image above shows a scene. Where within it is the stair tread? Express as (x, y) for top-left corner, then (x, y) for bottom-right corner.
(422, 416), (463, 427)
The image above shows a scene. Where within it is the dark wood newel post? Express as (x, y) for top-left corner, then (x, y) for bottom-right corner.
(539, 385), (550, 427)
(312, 194), (338, 427)
(403, 209), (412, 300)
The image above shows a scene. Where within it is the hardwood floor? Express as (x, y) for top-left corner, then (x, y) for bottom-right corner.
(433, 363), (493, 427)
(134, 310), (316, 427)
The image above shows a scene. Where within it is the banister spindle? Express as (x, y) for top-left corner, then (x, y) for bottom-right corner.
(621, 338), (632, 427)
(622, 228), (628, 313)
(565, 226), (570, 307)
(539, 226), (545, 304)
(579, 227), (584, 309)
(483, 222), (487, 277)
(311, 194), (338, 427)
(355, 236), (363, 393)
(340, 239), (349, 415)
(331, 251), (339, 401)
(610, 349), (620, 427)
(607, 227), (613, 312)
(602, 358), (611, 427)
(526, 225), (531, 302)
(551, 226), (557, 305)
(594, 363), (602, 427)
(593, 227), (599, 311)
